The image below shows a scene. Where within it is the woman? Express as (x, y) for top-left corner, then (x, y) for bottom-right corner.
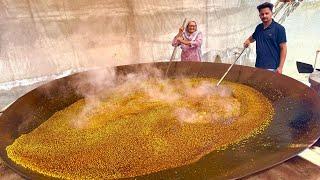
(172, 21), (203, 62)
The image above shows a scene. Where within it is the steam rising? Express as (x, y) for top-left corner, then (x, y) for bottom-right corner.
(70, 65), (237, 128)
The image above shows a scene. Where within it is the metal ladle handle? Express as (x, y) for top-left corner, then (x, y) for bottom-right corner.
(216, 47), (247, 87)
(313, 50), (319, 70)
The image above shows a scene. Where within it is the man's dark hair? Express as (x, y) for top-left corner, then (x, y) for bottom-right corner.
(257, 2), (274, 12)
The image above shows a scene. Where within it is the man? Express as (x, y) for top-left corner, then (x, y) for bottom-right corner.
(172, 21), (203, 61)
(244, 2), (287, 74)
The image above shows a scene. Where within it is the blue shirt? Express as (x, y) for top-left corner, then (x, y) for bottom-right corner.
(252, 19), (287, 69)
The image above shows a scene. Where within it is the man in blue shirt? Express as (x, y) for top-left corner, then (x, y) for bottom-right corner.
(244, 2), (287, 74)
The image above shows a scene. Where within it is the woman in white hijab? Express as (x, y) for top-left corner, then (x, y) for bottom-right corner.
(172, 20), (203, 61)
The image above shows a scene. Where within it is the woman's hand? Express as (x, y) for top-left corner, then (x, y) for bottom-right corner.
(177, 36), (184, 42)
(177, 27), (184, 36)
(177, 37), (192, 46)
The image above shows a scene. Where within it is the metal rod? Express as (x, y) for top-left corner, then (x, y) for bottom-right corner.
(165, 18), (187, 77)
(216, 47), (247, 87)
(313, 50), (319, 70)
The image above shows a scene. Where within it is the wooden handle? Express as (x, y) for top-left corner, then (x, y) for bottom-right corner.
(165, 18), (187, 77)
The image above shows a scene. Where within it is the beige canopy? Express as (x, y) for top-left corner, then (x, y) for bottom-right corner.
(0, 0), (263, 83)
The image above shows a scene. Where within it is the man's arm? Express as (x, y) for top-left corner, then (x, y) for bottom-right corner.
(276, 26), (287, 74)
(276, 42), (287, 74)
(243, 36), (255, 48)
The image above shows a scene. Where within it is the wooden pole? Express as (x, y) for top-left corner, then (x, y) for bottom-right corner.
(165, 18), (187, 77)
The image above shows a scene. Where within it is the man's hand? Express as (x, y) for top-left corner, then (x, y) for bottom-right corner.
(243, 39), (251, 48)
(276, 66), (283, 74)
(243, 36), (254, 48)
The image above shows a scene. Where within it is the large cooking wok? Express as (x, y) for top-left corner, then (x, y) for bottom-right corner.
(0, 62), (320, 179)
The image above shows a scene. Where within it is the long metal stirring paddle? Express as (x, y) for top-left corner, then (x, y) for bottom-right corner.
(216, 47), (247, 87)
